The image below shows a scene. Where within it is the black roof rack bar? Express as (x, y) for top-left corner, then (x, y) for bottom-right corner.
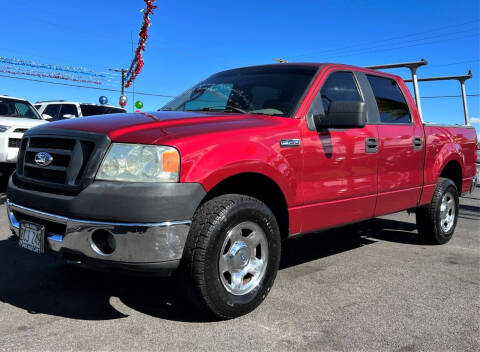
(404, 70), (473, 125)
(365, 59), (428, 121)
(35, 100), (67, 103)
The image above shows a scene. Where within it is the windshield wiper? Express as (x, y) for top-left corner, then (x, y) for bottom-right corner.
(224, 105), (248, 114)
(190, 105), (248, 114)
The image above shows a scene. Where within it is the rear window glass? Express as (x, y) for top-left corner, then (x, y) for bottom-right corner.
(367, 75), (411, 124)
(80, 105), (126, 116)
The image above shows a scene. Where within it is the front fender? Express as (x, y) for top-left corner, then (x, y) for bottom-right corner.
(180, 140), (301, 207)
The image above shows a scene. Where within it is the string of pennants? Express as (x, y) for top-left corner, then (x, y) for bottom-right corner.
(0, 56), (118, 86)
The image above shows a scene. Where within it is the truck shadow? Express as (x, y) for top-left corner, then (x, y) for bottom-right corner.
(0, 217), (423, 323)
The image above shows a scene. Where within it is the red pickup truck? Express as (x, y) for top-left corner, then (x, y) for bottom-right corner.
(8, 62), (477, 319)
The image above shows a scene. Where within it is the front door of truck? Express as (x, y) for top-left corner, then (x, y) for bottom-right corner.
(298, 70), (379, 233)
(365, 74), (424, 216)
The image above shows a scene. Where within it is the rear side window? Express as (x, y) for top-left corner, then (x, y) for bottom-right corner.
(320, 71), (362, 113)
(43, 104), (60, 120)
(59, 104), (78, 119)
(80, 104), (126, 116)
(367, 75), (411, 124)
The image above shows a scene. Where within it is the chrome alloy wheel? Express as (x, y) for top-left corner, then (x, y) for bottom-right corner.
(219, 221), (269, 296)
(440, 191), (456, 233)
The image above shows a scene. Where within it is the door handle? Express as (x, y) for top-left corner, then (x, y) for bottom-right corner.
(413, 137), (422, 151)
(365, 137), (378, 153)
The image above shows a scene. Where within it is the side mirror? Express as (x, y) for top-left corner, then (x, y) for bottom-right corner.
(314, 101), (366, 129)
(62, 114), (76, 119)
(42, 114), (53, 121)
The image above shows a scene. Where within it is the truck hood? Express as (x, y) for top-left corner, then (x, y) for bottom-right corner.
(33, 111), (282, 144)
(0, 116), (47, 128)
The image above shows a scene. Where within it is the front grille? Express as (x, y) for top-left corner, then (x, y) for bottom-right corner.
(16, 129), (110, 192)
(8, 138), (22, 148)
(14, 128), (28, 133)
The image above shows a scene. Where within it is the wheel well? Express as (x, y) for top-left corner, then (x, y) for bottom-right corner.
(203, 173), (290, 239)
(440, 161), (462, 192)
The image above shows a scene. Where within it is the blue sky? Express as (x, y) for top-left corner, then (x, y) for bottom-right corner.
(2, 0), (479, 132)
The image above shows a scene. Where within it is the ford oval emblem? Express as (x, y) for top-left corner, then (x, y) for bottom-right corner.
(34, 152), (53, 167)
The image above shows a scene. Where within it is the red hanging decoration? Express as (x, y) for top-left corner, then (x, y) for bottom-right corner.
(125, 0), (157, 88)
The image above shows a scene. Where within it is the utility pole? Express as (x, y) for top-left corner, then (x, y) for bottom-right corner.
(109, 68), (128, 107)
(109, 68), (128, 96)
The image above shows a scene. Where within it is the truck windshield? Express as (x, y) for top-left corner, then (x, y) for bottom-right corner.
(0, 98), (41, 119)
(161, 66), (318, 117)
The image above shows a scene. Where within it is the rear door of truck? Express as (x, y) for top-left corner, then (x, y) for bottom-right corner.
(364, 74), (425, 216)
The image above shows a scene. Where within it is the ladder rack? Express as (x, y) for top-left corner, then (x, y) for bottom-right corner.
(365, 59), (473, 125)
(404, 71), (472, 125)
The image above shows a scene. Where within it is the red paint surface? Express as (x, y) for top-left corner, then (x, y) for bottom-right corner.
(43, 63), (478, 235)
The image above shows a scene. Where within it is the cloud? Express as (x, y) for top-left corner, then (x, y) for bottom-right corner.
(470, 117), (480, 124)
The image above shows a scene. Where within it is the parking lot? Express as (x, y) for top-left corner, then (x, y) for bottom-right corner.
(0, 182), (478, 351)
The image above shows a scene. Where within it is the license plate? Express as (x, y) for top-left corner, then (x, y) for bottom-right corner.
(19, 221), (45, 254)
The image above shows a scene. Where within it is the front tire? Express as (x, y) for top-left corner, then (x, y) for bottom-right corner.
(180, 194), (281, 319)
(416, 178), (459, 245)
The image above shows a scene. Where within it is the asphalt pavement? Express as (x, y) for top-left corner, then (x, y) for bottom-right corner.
(0, 182), (478, 351)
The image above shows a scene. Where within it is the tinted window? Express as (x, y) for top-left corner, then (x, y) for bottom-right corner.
(43, 104), (60, 120)
(367, 75), (411, 124)
(0, 98), (41, 119)
(320, 71), (362, 113)
(59, 104), (78, 119)
(80, 105), (126, 116)
(161, 66), (318, 117)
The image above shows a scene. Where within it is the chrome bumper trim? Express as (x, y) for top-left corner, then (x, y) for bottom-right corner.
(6, 200), (191, 228)
(7, 199), (191, 264)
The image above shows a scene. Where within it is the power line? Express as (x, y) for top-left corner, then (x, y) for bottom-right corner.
(0, 74), (174, 98)
(294, 33), (478, 61)
(288, 19), (479, 60)
(421, 94), (479, 99)
(425, 59), (480, 68)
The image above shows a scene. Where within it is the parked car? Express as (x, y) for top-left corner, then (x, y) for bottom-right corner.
(0, 95), (48, 175)
(7, 63), (478, 319)
(34, 100), (126, 121)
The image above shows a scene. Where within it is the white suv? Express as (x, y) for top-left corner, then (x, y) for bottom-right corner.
(34, 100), (126, 121)
(0, 95), (48, 173)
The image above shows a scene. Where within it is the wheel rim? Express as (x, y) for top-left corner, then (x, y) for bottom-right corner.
(440, 191), (456, 233)
(218, 221), (269, 296)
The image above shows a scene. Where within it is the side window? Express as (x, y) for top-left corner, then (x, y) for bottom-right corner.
(43, 104), (59, 120)
(59, 104), (78, 119)
(367, 75), (411, 124)
(320, 71), (362, 113)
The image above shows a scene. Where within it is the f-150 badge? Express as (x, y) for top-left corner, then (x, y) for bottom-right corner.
(280, 139), (301, 147)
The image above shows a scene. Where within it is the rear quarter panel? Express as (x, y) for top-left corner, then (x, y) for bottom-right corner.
(420, 125), (477, 204)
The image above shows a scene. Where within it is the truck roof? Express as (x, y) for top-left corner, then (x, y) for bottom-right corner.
(0, 95), (29, 102)
(214, 62), (402, 81)
(35, 100), (122, 109)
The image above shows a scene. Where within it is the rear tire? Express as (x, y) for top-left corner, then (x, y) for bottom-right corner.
(179, 194), (281, 319)
(416, 178), (459, 245)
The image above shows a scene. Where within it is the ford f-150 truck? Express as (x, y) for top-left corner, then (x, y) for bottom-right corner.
(7, 62), (478, 319)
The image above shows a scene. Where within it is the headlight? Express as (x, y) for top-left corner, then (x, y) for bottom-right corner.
(0, 125), (11, 133)
(96, 143), (180, 182)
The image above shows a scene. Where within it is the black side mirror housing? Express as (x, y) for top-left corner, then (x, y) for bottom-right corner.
(314, 101), (367, 129)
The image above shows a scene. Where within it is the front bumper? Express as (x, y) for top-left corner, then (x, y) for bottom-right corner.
(7, 200), (191, 275)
